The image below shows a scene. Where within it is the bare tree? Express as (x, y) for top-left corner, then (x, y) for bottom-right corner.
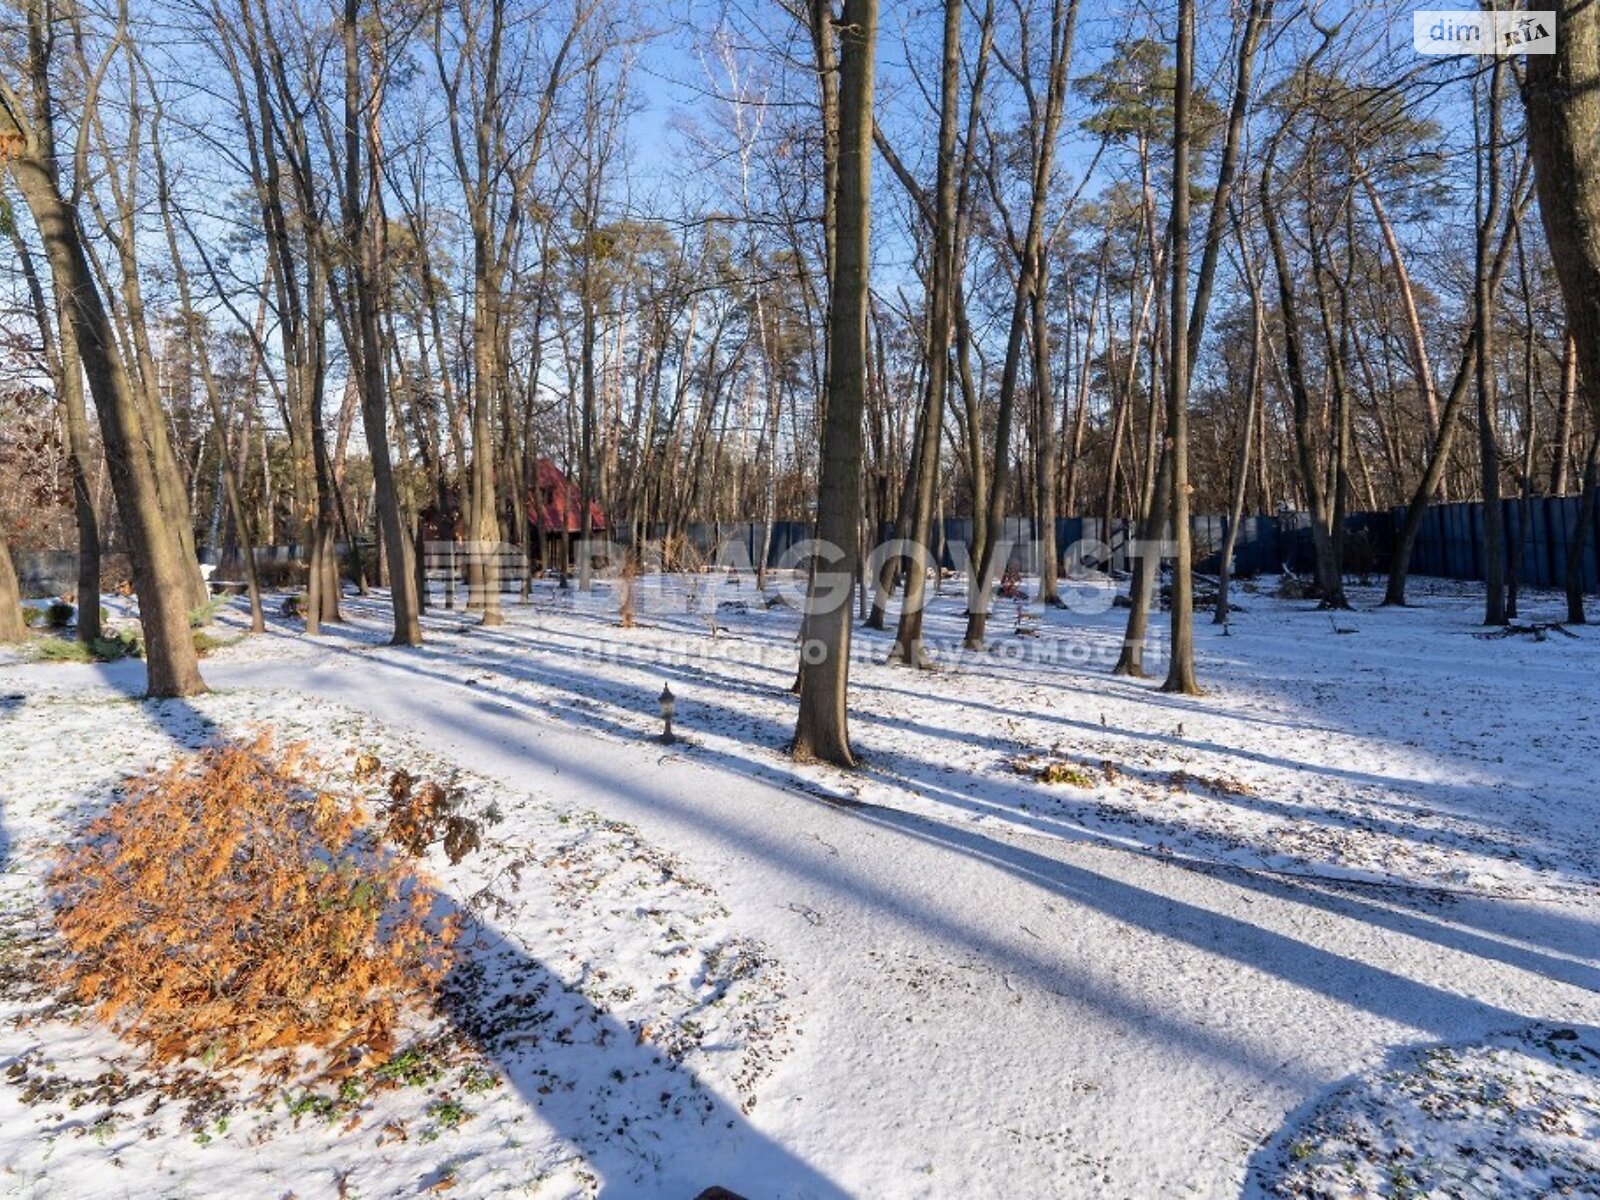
(149, 88), (265, 633)
(1214, 202), (1263, 624)
(886, 0), (964, 667)
(793, 0), (877, 767)
(1160, 0), (1197, 693)
(8, 221), (98, 642)
(962, 0), (1078, 651)
(1524, 0), (1600, 623)
(1, 2), (205, 696)
(1475, 53), (1508, 626)
(344, 0), (420, 642)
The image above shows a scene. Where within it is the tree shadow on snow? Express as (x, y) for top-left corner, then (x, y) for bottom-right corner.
(214, 643), (1596, 1067)
(294, 629), (1600, 990)
(436, 931), (844, 1198)
(436, 607), (1585, 889)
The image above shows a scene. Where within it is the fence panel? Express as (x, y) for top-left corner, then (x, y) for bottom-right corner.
(1386, 495), (1598, 594)
(19, 493), (1599, 601)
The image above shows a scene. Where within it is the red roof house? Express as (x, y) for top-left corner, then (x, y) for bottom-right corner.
(530, 458), (606, 534)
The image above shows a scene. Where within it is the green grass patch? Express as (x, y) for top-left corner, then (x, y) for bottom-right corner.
(192, 629), (240, 658)
(36, 630), (143, 664)
(189, 598), (228, 628)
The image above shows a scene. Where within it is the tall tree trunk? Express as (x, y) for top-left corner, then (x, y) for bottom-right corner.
(345, 0), (421, 644)
(1162, 0), (1198, 693)
(467, 274), (504, 617)
(9, 223), (99, 642)
(1261, 137), (1345, 608)
(305, 266), (339, 635)
(789, 0), (845, 692)
(3, 29), (205, 697)
(1033, 271), (1062, 607)
(1062, 255), (1102, 522)
(1553, 328), (1577, 495)
(963, 287), (1029, 650)
(1383, 172), (1535, 606)
(1110, 201), (1167, 666)
(963, 0), (1077, 650)
(1308, 217), (1354, 609)
(953, 284), (988, 574)
(60, 311), (101, 643)
(0, 530), (24, 643)
(1216, 207), (1263, 625)
(1477, 55), (1508, 627)
(793, 0), (876, 767)
(578, 267), (599, 595)
(1524, 0), (1600, 546)
(1567, 430), (1600, 624)
(1508, 219), (1540, 620)
(83, 57), (209, 615)
(1099, 284), (1136, 564)
(890, 0), (963, 668)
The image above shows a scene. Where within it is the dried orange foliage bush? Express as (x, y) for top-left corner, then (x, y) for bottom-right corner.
(49, 737), (456, 1069)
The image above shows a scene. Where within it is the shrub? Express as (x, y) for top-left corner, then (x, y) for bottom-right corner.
(49, 738), (457, 1069)
(189, 598), (227, 628)
(46, 600), (74, 629)
(23, 606), (43, 628)
(91, 631), (143, 661)
(381, 767), (482, 865)
(1012, 756), (1096, 787)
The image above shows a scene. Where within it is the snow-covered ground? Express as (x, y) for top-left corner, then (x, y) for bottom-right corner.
(1, 572), (1598, 1197)
(0, 688), (800, 1198)
(1252, 1023), (1600, 1198)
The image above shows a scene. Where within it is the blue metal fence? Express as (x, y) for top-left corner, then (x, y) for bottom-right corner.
(628, 513), (1307, 577)
(1396, 497), (1599, 592)
(235, 494), (1600, 596)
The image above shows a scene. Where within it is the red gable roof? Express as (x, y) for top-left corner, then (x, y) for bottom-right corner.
(530, 458), (606, 533)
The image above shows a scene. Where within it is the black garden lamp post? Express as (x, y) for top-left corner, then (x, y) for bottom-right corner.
(658, 683), (677, 744)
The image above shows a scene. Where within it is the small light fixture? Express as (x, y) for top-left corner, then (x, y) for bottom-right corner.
(658, 683), (677, 744)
